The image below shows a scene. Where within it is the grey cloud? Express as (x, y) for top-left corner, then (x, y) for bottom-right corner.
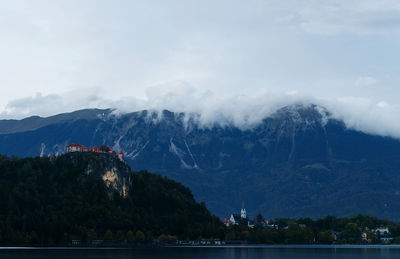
(1, 89), (106, 119)
(296, 1), (400, 35)
(2, 88), (400, 140)
(0, 1), (400, 140)
(355, 76), (378, 87)
(2, 93), (63, 118)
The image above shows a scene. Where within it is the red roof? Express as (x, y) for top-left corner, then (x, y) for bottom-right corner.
(68, 143), (87, 148)
(91, 146), (100, 152)
(67, 143), (89, 152)
(67, 144), (122, 155)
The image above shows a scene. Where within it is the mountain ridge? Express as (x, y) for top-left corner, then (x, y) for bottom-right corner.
(1, 104), (400, 219)
(0, 108), (111, 134)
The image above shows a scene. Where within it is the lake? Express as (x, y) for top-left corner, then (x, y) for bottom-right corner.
(2, 245), (400, 259)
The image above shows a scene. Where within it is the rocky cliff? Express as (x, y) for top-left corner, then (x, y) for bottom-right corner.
(60, 152), (131, 198)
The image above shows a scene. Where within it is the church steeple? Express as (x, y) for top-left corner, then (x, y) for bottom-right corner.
(241, 201), (246, 219)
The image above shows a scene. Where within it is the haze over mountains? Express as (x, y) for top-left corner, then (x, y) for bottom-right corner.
(1, 104), (400, 220)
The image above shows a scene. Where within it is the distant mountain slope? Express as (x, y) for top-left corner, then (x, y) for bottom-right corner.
(0, 109), (111, 134)
(1, 104), (400, 220)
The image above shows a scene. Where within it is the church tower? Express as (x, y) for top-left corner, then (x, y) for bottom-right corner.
(241, 201), (246, 219)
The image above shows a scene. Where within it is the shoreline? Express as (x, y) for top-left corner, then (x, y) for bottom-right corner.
(2, 244), (400, 250)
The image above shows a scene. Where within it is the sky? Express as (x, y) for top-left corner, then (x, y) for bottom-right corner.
(1, 0), (400, 137)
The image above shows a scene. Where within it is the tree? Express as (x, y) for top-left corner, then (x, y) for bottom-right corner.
(366, 230), (376, 243)
(126, 230), (135, 243)
(218, 226), (226, 240)
(29, 231), (40, 245)
(342, 223), (361, 243)
(225, 231), (236, 240)
(99, 145), (110, 152)
(104, 229), (113, 241)
(256, 214), (264, 223)
(115, 230), (125, 241)
(135, 230), (145, 243)
(393, 236), (400, 244)
(158, 234), (169, 243)
(87, 229), (97, 241)
(0, 154), (224, 245)
(317, 231), (333, 244)
(285, 227), (314, 244)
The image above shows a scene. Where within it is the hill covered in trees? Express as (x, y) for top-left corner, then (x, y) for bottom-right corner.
(0, 153), (222, 245)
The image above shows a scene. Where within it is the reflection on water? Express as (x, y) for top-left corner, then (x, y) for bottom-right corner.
(1, 246), (400, 259)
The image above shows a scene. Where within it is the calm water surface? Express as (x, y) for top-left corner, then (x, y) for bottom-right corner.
(2, 245), (400, 259)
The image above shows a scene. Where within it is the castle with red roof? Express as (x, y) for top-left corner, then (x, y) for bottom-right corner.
(66, 143), (124, 161)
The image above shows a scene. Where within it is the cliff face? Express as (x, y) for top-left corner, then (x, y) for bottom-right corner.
(1, 105), (400, 219)
(60, 152), (131, 198)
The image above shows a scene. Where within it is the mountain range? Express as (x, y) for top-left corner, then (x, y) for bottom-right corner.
(1, 104), (400, 220)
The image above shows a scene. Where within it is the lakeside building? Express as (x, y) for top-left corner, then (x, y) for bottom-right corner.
(264, 220), (278, 229)
(374, 227), (390, 235)
(229, 214), (242, 225)
(373, 227), (393, 243)
(223, 203), (254, 228)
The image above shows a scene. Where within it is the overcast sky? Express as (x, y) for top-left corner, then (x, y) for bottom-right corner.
(1, 1), (400, 137)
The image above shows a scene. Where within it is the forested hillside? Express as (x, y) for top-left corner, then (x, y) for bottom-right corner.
(0, 153), (222, 245)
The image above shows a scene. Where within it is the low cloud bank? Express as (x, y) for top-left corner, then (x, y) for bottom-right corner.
(1, 86), (400, 140)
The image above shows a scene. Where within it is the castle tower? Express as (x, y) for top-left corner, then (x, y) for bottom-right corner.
(118, 151), (124, 161)
(241, 201), (246, 219)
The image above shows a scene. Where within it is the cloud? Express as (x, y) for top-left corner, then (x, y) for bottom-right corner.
(326, 97), (400, 138)
(296, 0), (400, 35)
(2, 93), (62, 118)
(355, 76), (378, 87)
(1, 89), (112, 119)
(0, 1), (400, 140)
(0, 86), (310, 126)
(377, 101), (389, 108)
(2, 87), (400, 140)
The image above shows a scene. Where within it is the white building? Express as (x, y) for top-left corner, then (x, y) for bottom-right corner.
(229, 214), (241, 225)
(374, 227), (390, 235)
(66, 143), (88, 152)
(241, 204), (246, 219)
(228, 202), (254, 227)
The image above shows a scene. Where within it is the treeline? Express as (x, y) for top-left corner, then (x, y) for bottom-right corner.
(3, 153), (400, 246)
(0, 155), (223, 245)
(226, 214), (400, 244)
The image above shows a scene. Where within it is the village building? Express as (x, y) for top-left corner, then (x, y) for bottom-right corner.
(221, 218), (230, 226)
(241, 204), (246, 219)
(91, 146), (100, 152)
(331, 231), (340, 242)
(224, 202), (254, 227)
(374, 227), (390, 236)
(229, 214), (242, 226)
(118, 151), (124, 161)
(263, 220), (279, 229)
(361, 232), (368, 242)
(67, 143), (89, 153)
(373, 227), (393, 242)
